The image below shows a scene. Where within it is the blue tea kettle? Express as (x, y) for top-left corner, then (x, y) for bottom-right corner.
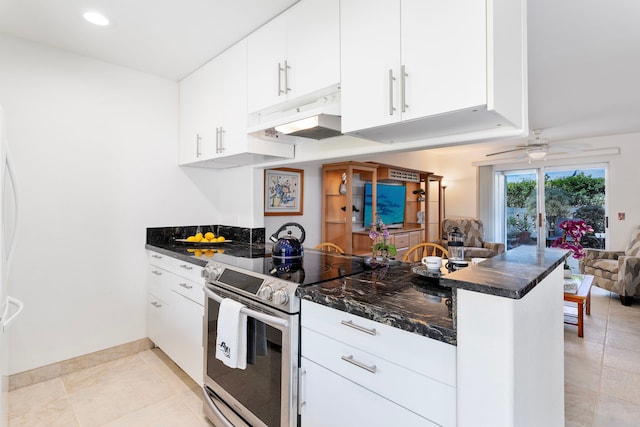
(269, 222), (306, 259)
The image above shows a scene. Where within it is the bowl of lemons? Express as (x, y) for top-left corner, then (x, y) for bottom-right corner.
(177, 231), (229, 244)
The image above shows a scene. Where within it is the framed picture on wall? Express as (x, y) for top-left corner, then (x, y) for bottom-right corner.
(264, 168), (304, 216)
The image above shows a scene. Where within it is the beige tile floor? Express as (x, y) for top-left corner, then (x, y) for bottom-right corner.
(8, 285), (640, 426)
(8, 348), (212, 426)
(565, 286), (640, 426)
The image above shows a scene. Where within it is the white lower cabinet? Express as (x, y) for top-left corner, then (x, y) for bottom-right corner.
(147, 252), (204, 383)
(300, 357), (436, 427)
(300, 300), (456, 427)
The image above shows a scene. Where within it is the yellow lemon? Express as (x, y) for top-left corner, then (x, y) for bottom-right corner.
(186, 236), (197, 242)
(194, 249), (203, 257)
(186, 249), (195, 253)
(204, 232), (215, 240)
(204, 250), (214, 257)
(217, 236), (226, 242)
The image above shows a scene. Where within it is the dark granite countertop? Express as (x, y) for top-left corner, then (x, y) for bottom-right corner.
(439, 245), (569, 299)
(297, 260), (456, 345)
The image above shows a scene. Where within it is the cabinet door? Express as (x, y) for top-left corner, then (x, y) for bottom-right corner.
(166, 290), (204, 383)
(401, 0), (486, 120)
(217, 40), (248, 158)
(340, 0), (401, 133)
(178, 60), (218, 164)
(147, 293), (172, 352)
(247, 14), (287, 113)
(300, 358), (437, 427)
(286, 0), (340, 101)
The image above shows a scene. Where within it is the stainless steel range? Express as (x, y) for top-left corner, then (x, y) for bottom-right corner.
(201, 249), (364, 427)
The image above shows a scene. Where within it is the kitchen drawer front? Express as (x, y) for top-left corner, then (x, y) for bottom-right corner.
(148, 265), (174, 303)
(392, 233), (410, 249)
(301, 300), (455, 386)
(169, 276), (204, 306)
(300, 357), (437, 427)
(147, 251), (203, 283)
(302, 327), (456, 426)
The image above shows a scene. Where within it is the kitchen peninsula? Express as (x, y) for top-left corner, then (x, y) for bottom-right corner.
(297, 245), (568, 427)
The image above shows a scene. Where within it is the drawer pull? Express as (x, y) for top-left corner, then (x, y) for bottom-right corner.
(340, 320), (377, 336)
(179, 264), (193, 270)
(150, 301), (162, 308)
(179, 282), (193, 290)
(151, 254), (162, 259)
(151, 270), (163, 276)
(341, 355), (377, 374)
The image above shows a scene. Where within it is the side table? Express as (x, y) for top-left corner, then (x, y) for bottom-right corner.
(563, 274), (594, 338)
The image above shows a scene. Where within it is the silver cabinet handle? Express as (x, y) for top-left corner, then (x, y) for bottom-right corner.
(401, 64), (408, 113)
(151, 270), (163, 276)
(179, 264), (193, 270)
(388, 69), (396, 115)
(151, 254), (162, 259)
(217, 127), (225, 153)
(179, 282), (193, 290)
(340, 320), (377, 336)
(341, 355), (377, 373)
(284, 59), (291, 94)
(297, 368), (307, 414)
(278, 62), (285, 96)
(196, 133), (202, 157)
(150, 301), (162, 308)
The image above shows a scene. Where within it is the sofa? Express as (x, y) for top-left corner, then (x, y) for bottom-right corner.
(441, 218), (505, 260)
(580, 225), (640, 306)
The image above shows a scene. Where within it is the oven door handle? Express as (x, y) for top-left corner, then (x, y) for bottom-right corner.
(204, 286), (290, 329)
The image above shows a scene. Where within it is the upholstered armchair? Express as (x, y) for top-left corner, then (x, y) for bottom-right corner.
(580, 225), (640, 306)
(441, 218), (505, 260)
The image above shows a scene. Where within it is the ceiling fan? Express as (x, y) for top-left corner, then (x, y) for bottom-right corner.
(485, 129), (589, 161)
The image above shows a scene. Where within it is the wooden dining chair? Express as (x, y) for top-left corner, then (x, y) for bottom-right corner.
(402, 243), (449, 263)
(314, 242), (345, 254)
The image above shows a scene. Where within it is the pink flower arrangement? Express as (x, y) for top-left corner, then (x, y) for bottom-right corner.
(369, 215), (397, 257)
(551, 219), (594, 259)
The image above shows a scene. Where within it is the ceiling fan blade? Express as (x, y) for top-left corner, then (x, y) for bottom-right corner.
(486, 147), (528, 157)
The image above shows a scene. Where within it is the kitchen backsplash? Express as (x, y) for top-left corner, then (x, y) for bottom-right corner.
(146, 225), (265, 245)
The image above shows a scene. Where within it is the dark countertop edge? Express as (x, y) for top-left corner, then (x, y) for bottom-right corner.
(298, 292), (457, 346)
(145, 244), (209, 268)
(439, 246), (570, 300)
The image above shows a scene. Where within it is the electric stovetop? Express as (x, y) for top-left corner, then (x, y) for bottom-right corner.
(204, 247), (367, 286)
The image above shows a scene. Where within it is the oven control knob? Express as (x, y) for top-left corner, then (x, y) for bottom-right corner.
(257, 284), (274, 301)
(272, 289), (289, 306)
(203, 266), (223, 282)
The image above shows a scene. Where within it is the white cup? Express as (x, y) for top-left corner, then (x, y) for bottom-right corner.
(421, 256), (442, 270)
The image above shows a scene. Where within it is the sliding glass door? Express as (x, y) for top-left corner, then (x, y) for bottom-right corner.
(498, 165), (606, 254)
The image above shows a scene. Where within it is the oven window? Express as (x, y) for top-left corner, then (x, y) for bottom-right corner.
(206, 299), (282, 426)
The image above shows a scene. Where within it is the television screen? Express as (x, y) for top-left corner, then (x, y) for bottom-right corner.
(363, 183), (406, 227)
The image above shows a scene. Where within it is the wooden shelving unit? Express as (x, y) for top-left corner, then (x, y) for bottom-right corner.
(322, 161), (442, 256)
(321, 162), (377, 254)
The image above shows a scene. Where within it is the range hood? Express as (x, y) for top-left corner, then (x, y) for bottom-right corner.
(248, 88), (342, 143)
(274, 114), (341, 140)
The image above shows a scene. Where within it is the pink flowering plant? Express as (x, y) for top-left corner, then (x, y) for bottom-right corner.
(369, 215), (397, 257)
(551, 219), (594, 259)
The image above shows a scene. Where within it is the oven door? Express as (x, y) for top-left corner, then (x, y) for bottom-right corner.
(203, 284), (299, 427)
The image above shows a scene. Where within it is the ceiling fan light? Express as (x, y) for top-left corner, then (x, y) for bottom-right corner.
(527, 150), (547, 160)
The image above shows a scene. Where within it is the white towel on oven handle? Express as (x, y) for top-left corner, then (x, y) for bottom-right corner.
(215, 298), (247, 369)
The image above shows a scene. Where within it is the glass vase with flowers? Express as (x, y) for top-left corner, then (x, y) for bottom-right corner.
(368, 215), (397, 266)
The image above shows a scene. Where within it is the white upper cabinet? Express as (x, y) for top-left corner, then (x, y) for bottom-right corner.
(179, 40), (293, 168)
(341, 0), (526, 143)
(247, 0), (340, 114)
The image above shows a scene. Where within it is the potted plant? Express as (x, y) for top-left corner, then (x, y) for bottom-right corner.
(551, 219), (594, 277)
(368, 215), (397, 265)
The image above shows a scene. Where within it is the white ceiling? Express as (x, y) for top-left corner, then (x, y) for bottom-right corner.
(0, 0), (639, 151)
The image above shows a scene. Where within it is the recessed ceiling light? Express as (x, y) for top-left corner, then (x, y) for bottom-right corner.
(83, 11), (110, 27)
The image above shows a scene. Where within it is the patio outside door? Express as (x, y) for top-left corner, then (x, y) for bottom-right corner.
(499, 165), (606, 259)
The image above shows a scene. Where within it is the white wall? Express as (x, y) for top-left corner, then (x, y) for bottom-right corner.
(0, 35), (220, 374)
